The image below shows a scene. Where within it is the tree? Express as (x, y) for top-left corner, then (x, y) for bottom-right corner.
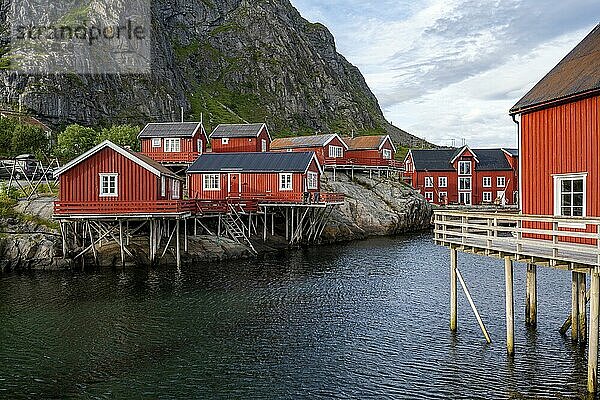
(96, 124), (140, 151)
(55, 124), (97, 161)
(0, 118), (16, 157)
(11, 124), (49, 157)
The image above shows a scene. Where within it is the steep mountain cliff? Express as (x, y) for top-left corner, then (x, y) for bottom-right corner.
(0, 0), (427, 145)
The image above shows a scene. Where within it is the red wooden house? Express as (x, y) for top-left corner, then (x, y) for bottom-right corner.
(187, 152), (322, 203)
(404, 146), (518, 205)
(209, 123), (272, 153)
(510, 24), (600, 232)
(138, 122), (208, 164)
(54, 140), (190, 216)
(342, 135), (402, 168)
(270, 134), (348, 165)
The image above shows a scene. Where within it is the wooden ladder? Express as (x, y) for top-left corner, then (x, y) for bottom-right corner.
(224, 204), (257, 255)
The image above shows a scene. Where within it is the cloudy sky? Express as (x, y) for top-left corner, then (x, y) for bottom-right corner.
(291, 0), (599, 147)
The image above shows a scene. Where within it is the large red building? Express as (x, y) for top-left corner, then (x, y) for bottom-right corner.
(343, 135), (396, 163)
(209, 123), (271, 153)
(54, 141), (189, 216)
(138, 122), (208, 164)
(404, 146), (519, 205)
(270, 134), (348, 165)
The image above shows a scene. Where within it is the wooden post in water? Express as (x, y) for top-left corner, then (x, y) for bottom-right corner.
(588, 270), (600, 393)
(573, 271), (580, 340)
(505, 257), (515, 356)
(450, 247), (458, 332)
(176, 219), (181, 269)
(580, 272), (588, 343)
(526, 264), (537, 326)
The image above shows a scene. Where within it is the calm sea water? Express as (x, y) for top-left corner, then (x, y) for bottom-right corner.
(0, 233), (594, 399)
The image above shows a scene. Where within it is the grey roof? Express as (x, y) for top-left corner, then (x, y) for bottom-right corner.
(123, 148), (183, 180)
(410, 148), (513, 171)
(139, 122), (204, 138)
(502, 148), (519, 157)
(210, 123), (267, 138)
(188, 152), (317, 173)
(270, 134), (341, 149)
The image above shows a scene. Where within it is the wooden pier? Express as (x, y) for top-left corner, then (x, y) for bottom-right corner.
(434, 210), (600, 392)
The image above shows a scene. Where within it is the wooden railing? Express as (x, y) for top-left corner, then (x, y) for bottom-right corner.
(142, 151), (199, 163)
(54, 200), (197, 215)
(323, 157), (404, 169)
(434, 210), (600, 267)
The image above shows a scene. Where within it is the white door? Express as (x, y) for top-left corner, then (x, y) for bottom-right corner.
(459, 192), (471, 205)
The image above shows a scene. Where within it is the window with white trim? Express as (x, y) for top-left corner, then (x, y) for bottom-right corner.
(554, 174), (586, 217)
(458, 161), (471, 175)
(497, 191), (506, 202)
(164, 138), (181, 152)
(161, 176), (166, 197)
(197, 139), (203, 153)
(424, 177), (433, 188)
(497, 176), (506, 187)
(99, 173), (118, 197)
(307, 172), (318, 190)
(483, 177), (492, 187)
(438, 176), (447, 188)
(459, 192), (472, 205)
(438, 191), (447, 202)
(382, 149), (392, 160)
(458, 177), (471, 191)
(222, 138), (229, 145)
(483, 192), (492, 202)
(203, 174), (220, 191)
(425, 192), (433, 202)
(152, 138), (161, 148)
(279, 173), (293, 191)
(261, 139), (267, 152)
(405, 160), (412, 172)
(328, 145), (343, 158)
(172, 180), (180, 199)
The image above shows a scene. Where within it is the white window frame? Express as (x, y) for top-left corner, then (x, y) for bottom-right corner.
(497, 176), (506, 188)
(279, 173), (293, 191)
(424, 176), (434, 188)
(99, 173), (118, 197)
(222, 138), (229, 145)
(164, 138), (181, 153)
(152, 138), (161, 148)
(424, 192), (434, 202)
(438, 176), (447, 188)
(483, 177), (492, 188)
(197, 139), (203, 154)
(161, 176), (166, 197)
(307, 171), (318, 190)
(328, 145), (343, 158)
(203, 174), (221, 191)
(458, 177), (471, 191)
(261, 139), (267, 152)
(483, 192), (492, 203)
(459, 192), (472, 205)
(172, 180), (180, 199)
(382, 149), (392, 160)
(554, 173), (587, 228)
(438, 191), (447, 202)
(458, 161), (471, 175)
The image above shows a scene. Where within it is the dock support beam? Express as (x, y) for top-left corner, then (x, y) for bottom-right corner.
(525, 264), (537, 326)
(505, 257), (515, 356)
(573, 271), (580, 340)
(450, 247), (457, 331)
(580, 272), (588, 343)
(588, 270), (599, 393)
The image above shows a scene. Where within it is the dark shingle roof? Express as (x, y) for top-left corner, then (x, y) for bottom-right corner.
(187, 152), (317, 173)
(123, 148), (182, 180)
(410, 148), (513, 171)
(510, 24), (600, 114)
(139, 122), (203, 138)
(270, 134), (344, 149)
(343, 135), (394, 151)
(502, 148), (519, 157)
(210, 123), (267, 138)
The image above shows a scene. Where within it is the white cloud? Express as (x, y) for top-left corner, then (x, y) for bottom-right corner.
(290, 0), (600, 147)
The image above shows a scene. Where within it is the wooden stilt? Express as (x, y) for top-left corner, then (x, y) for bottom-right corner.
(450, 247), (458, 331)
(263, 207), (267, 242)
(456, 268), (491, 343)
(176, 219), (181, 268)
(119, 220), (125, 267)
(184, 218), (188, 252)
(573, 271), (580, 340)
(526, 264), (537, 326)
(580, 272), (588, 343)
(588, 270), (600, 393)
(271, 209), (274, 236)
(505, 257), (515, 356)
(285, 208), (289, 241)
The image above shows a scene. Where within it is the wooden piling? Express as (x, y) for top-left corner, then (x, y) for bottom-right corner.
(450, 247), (457, 331)
(505, 257), (515, 356)
(573, 271), (580, 340)
(456, 268), (491, 343)
(119, 220), (125, 267)
(588, 271), (599, 393)
(526, 264), (537, 326)
(176, 219), (181, 269)
(580, 272), (588, 343)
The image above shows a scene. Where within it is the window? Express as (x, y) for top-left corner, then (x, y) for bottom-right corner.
(438, 177), (447, 188)
(99, 173), (118, 197)
(172, 180), (180, 199)
(405, 161), (412, 172)
(497, 191), (506, 203)
(458, 177), (471, 191)
(164, 138), (181, 152)
(261, 139), (267, 152)
(459, 192), (471, 205)
(458, 161), (471, 175)
(328, 145), (343, 158)
(425, 192), (434, 202)
(383, 149), (392, 160)
(161, 176), (166, 197)
(483, 192), (492, 202)
(307, 172), (318, 190)
(438, 191), (447, 202)
(279, 173), (293, 191)
(203, 174), (220, 191)
(497, 177), (506, 187)
(554, 173), (586, 217)
(197, 139), (203, 154)
(152, 138), (161, 148)
(424, 177), (434, 188)
(222, 138), (229, 145)
(483, 177), (492, 187)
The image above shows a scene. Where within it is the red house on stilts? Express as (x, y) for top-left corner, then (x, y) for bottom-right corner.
(138, 122), (208, 165)
(270, 134), (348, 166)
(209, 123), (272, 153)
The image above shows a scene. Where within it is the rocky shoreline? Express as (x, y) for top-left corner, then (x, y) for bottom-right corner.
(0, 173), (432, 272)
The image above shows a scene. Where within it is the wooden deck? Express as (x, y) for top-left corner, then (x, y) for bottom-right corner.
(322, 157), (404, 171)
(434, 210), (600, 270)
